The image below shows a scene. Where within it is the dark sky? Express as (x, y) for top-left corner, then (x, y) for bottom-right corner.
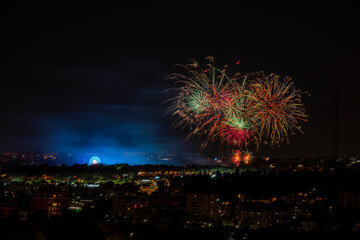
(0, 1), (359, 159)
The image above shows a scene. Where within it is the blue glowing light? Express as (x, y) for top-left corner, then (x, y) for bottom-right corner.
(88, 156), (101, 166)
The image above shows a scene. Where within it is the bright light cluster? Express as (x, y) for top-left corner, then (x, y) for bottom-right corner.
(88, 156), (101, 166)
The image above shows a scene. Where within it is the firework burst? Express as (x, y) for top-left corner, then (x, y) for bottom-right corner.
(165, 57), (252, 149)
(166, 57), (308, 164)
(231, 150), (253, 166)
(245, 71), (308, 146)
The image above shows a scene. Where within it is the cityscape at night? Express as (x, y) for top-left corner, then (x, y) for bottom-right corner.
(1, 1), (360, 239)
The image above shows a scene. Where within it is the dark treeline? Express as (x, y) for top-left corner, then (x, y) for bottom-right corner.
(0, 163), (234, 176)
(2, 163), (360, 196)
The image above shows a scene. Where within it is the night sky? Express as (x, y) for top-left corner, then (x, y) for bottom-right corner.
(0, 1), (359, 159)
